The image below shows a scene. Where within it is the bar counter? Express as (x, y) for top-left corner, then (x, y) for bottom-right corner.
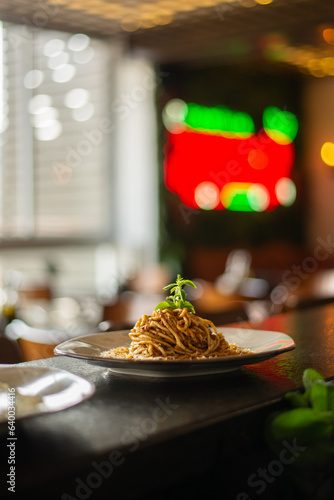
(1, 303), (334, 500)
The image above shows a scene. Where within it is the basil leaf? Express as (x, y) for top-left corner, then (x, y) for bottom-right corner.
(154, 300), (176, 310)
(163, 284), (174, 290)
(183, 280), (197, 288)
(303, 368), (324, 391)
(157, 276), (196, 313)
(184, 301), (195, 313)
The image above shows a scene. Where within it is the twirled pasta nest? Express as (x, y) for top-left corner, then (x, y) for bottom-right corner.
(102, 308), (248, 360)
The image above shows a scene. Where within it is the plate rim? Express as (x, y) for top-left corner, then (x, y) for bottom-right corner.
(54, 327), (296, 366)
(0, 365), (95, 423)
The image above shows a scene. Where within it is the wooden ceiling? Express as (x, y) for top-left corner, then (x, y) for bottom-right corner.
(0, 0), (334, 65)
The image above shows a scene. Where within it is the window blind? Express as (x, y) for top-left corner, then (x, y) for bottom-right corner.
(0, 22), (112, 239)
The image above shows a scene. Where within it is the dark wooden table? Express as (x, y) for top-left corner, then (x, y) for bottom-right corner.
(1, 303), (334, 500)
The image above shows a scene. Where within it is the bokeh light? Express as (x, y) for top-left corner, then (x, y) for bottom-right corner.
(67, 33), (90, 52)
(35, 120), (62, 141)
(275, 177), (296, 206)
(323, 28), (334, 45)
(28, 94), (52, 114)
(184, 103), (255, 137)
(52, 64), (76, 83)
(73, 48), (95, 64)
(43, 39), (65, 57)
(164, 100), (297, 212)
(194, 182), (220, 210)
(307, 58), (326, 78)
(162, 98), (187, 133)
(31, 106), (59, 128)
(321, 57), (334, 76)
(321, 142), (334, 166)
(24, 70), (44, 89)
(263, 106), (298, 144)
(73, 103), (95, 122)
(239, 0), (256, 7)
(247, 184), (270, 212)
(64, 88), (90, 109)
(121, 18), (141, 32)
(47, 51), (70, 70)
(221, 183), (254, 211)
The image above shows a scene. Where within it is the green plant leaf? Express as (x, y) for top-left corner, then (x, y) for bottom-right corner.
(327, 383), (334, 411)
(156, 275), (196, 313)
(262, 106), (298, 142)
(154, 300), (177, 310)
(269, 407), (333, 444)
(310, 382), (328, 412)
(285, 390), (310, 408)
(183, 280), (197, 288)
(183, 301), (195, 313)
(163, 284), (174, 290)
(303, 369), (324, 391)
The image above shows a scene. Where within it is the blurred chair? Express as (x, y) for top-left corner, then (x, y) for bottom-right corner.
(18, 286), (52, 301)
(0, 336), (23, 364)
(16, 338), (56, 361)
(5, 319), (74, 362)
(6, 293), (101, 361)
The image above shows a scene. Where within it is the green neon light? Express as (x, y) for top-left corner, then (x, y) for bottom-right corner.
(263, 106), (298, 143)
(163, 100), (298, 143)
(226, 192), (256, 212)
(183, 103), (255, 137)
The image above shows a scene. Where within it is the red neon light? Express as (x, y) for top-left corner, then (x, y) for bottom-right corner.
(164, 129), (295, 211)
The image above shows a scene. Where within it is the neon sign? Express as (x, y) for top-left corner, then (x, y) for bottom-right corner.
(163, 100), (298, 212)
(184, 103), (255, 137)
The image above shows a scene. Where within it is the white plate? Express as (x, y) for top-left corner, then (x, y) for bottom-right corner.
(0, 366), (95, 423)
(54, 327), (296, 378)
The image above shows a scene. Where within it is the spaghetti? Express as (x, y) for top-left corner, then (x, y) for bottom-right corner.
(102, 307), (249, 360)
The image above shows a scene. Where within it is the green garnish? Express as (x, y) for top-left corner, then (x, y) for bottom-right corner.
(265, 368), (334, 464)
(155, 274), (197, 313)
(263, 369), (334, 499)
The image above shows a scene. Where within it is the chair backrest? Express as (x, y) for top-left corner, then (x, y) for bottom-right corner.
(5, 319), (63, 362)
(0, 337), (23, 364)
(16, 337), (56, 361)
(19, 286), (52, 302)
